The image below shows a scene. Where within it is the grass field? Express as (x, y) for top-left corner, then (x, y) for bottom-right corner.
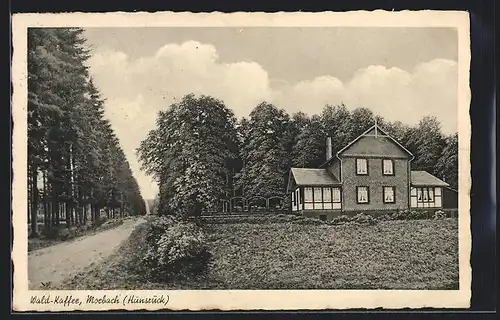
(59, 218), (459, 290)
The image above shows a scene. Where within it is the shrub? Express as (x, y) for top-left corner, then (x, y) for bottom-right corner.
(142, 216), (212, 281)
(329, 215), (351, 225)
(293, 217), (325, 226)
(390, 209), (433, 221)
(41, 226), (65, 240)
(408, 210), (429, 220)
(351, 213), (378, 226)
(391, 209), (409, 220)
(92, 216), (108, 228)
(377, 213), (393, 221)
(433, 210), (447, 220)
(144, 215), (177, 246)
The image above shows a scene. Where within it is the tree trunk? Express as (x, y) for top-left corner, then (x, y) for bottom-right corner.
(29, 165), (39, 238)
(83, 205), (88, 224)
(95, 205), (101, 221)
(56, 202), (61, 226)
(42, 171), (49, 231)
(65, 202), (71, 227)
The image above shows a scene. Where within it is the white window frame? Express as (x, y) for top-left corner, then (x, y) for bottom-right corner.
(356, 158), (368, 175)
(383, 186), (395, 203)
(357, 186), (369, 204)
(382, 159), (394, 175)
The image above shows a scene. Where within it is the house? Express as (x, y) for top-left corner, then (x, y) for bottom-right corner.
(286, 123), (450, 220)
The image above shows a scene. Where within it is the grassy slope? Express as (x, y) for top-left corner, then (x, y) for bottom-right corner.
(59, 218), (459, 290)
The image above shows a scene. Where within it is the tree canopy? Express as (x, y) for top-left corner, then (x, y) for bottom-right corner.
(140, 93), (458, 216)
(137, 94), (239, 217)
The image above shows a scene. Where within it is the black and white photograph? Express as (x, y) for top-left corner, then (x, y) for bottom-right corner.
(12, 11), (471, 311)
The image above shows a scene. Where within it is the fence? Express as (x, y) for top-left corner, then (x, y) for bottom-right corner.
(201, 195), (290, 216)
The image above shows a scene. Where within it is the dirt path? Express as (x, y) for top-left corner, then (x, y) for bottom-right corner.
(28, 217), (145, 290)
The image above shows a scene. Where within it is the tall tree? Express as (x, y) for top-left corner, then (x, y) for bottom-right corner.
(347, 107), (376, 140)
(291, 115), (326, 167)
(137, 94), (239, 217)
(382, 120), (412, 144)
(27, 28), (146, 237)
(435, 133), (459, 189)
(320, 104), (352, 152)
(236, 102), (291, 198)
(407, 116), (445, 174)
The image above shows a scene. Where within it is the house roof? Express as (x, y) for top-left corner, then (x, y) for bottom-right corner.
(411, 171), (449, 187)
(337, 124), (414, 158)
(290, 168), (341, 186)
(320, 124), (414, 167)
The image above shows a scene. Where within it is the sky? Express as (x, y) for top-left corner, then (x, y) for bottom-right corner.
(83, 27), (459, 200)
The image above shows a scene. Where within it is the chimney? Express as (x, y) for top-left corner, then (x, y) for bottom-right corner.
(326, 137), (333, 161)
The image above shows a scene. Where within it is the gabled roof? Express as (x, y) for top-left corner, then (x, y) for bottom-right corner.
(411, 171), (449, 187)
(336, 124), (414, 158)
(290, 168), (341, 186)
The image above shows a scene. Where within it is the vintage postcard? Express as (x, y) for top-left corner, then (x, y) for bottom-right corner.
(12, 11), (471, 311)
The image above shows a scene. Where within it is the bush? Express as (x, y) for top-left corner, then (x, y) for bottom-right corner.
(92, 216), (108, 228)
(293, 217), (325, 225)
(390, 209), (433, 221)
(144, 215), (177, 246)
(377, 213), (393, 221)
(408, 210), (429, 220)
(351, 213), (378, 226)
(433, 210), (447, 220)
(142, 216), (212, 281)
(41, 226), (66, 240)
(329, 215), (351, 225)
(391, 210), (409, 220)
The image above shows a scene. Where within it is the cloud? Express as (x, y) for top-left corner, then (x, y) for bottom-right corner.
(276, 60), (457, 133)
(87, 41), (458, 199)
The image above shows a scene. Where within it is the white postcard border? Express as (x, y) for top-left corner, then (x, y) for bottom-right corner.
(12, 10), (471, 311)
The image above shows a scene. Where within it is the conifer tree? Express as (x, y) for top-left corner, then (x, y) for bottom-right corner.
(27, 28), (146, 237)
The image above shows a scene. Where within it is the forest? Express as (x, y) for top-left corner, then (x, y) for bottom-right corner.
(27, 28), (146, 238)
(25, 27), (458, 228)
(138, 95), (458, 217)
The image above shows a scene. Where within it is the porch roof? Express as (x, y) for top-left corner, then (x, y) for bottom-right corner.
(411, 171), (449, 187)
(290, 168), (341, 186)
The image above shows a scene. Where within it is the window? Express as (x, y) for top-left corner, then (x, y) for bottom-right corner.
(304, 187), (313, 202)
(332, 188), (341, 202)
(319, 214), (327, 221)
(356, 158), (368, 175)
(313, 187), (322, 202)
(428, 188), (434, 201)
(383, 187), (395, 203)
(382, 159), (394, 175)
(292, 191), (296, 206)
(411, 187), (443, 208)
(356, 186), (369, 203)
(323, 188), (332, 202)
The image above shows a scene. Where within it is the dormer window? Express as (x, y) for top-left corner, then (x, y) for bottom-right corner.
(356, 158), (368, 175)
(382, 159), (394, 175)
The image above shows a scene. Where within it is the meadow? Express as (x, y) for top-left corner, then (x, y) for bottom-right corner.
(59, 216), (459, 290)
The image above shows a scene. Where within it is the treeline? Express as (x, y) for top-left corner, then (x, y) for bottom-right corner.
(138, 95), (458, 217)
(27, 28), (146, 238)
